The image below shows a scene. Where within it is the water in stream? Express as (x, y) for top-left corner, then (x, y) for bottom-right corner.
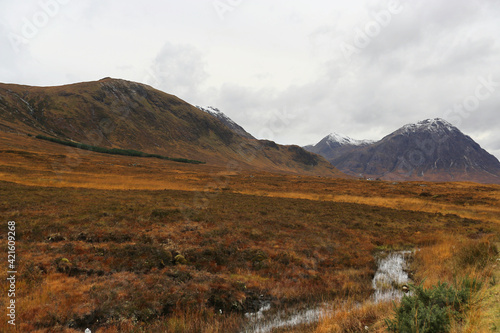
(242, 302), (329, 333)
(372, 250), (412, 303)
(241, 250), (412, 333)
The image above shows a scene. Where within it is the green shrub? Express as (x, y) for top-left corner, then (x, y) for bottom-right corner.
(35, 134), (205, 164)
(386, 278), (482, 333)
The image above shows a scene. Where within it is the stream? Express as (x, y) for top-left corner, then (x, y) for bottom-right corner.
(371, 251), (412, 303)
(241, 251), (412, 333)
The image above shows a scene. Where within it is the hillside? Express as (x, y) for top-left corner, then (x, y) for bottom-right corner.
(0, 78), (343, 177)
(196, 106), (255, 140)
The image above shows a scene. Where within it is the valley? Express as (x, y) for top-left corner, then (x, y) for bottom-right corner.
(0, 79), (499, 332)
(0, 129), (499, 332)
(3, 0), (500, 331)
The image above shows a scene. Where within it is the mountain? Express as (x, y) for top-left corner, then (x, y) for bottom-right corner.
(309, 119), (500, 184)
(196, 106), (255, 139)
(304, 133), (373, 161)
(0, 78), (344, 177)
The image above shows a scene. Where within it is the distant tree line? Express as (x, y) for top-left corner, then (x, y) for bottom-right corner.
(35, 135), (205, 164)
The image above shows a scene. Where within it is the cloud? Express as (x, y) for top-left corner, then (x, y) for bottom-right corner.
(146, 42), (208, 103)
(0, 0), (499, 158)
(206, 1), (500, 159)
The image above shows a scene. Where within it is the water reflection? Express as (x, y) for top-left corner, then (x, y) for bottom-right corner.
(372, 251), (412, 303)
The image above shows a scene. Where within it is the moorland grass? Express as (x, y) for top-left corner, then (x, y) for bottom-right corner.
(0, 180), (497, 332)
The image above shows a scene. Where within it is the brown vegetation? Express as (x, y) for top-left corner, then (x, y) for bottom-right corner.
(0, 130), (499, 332)
(0, 79), (343, 177)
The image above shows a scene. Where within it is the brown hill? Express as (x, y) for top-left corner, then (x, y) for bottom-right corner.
(0, 78), (344, 177)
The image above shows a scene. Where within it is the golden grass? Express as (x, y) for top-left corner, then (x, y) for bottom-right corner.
(1, 131), (500, 332)
(315, 301), (392, 333)
(91, 308), (243, 333)
(466, 243), (500, 333)
(331, 195), (500, 225)
(407, 237), (499, 332)
(0, 273), (91, 333)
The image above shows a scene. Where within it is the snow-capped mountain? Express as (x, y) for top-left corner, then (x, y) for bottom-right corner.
(324, 133), (375, 146)
(196, 106), (255, 140)
(307, 118), (500, 184)
(396, 118), (460, 137)
(304, 132), (374, 161)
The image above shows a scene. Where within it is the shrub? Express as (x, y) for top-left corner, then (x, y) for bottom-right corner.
(386, 278), (482, 333)
(21, 262), (45, 287)
(207, 281), (247, 313)
(35, 134), (205, 164)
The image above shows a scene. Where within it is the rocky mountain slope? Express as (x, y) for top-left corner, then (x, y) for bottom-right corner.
(0, 78), (344, 177)
(307, 119), (500, 184)
(304, 133), (373, 161)
(196, 106), (255, 140)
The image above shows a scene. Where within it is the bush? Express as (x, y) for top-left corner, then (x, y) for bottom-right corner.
(35, 134), (205, 164)
(386, 278), (482, 333)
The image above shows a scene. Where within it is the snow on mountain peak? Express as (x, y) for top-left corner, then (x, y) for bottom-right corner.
(197, 106), (222, 115)
(401, 118), (457, 134)
(197, 106), (235, 124)
(196, 105), (256, 139)
(325, 133), (374, 146)
(196, 105), (239, 127)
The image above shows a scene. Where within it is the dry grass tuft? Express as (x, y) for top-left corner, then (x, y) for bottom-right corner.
(315, 301), (392, 333)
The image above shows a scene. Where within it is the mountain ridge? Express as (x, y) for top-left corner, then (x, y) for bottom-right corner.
(304, 132), (374, 163)
(306, 118), (500, 184)
(0, 78), (345, 177)
(196, 106), (255, 140)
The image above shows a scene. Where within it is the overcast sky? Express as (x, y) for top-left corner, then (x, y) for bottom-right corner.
(1, 0), (499, 158)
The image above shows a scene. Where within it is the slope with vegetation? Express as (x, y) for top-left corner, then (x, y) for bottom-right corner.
(0, 78), (342, 177)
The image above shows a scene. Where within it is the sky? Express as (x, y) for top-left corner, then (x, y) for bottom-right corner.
(1, 0), (499, 158)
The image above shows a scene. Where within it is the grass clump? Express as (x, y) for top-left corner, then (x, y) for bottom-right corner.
(454, 240), (498, 270)
(386, 277), (482, 333)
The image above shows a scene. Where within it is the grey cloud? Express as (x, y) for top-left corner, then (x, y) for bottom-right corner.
(148, 42), (208, 102)
(0, 0), (499, 159)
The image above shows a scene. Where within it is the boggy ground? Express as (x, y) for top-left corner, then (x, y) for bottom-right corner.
(1, 181), (496, 332)
(0, 132), (499, 332)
